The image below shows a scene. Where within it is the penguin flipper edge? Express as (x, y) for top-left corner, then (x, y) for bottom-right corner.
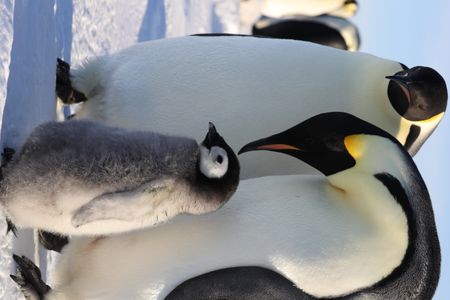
(71, 178), (174, 228)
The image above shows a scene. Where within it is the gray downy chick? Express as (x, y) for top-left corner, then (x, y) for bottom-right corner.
(0, 120), (239, 235)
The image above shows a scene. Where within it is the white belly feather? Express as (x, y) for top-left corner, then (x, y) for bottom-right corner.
(50, 174), (408, 299)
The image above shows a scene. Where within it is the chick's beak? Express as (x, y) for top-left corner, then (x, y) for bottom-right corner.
(202, 122), (220, 149)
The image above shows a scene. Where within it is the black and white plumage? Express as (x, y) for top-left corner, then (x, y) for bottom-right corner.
(240, 0), (358, 31)
(57, 35), (447, 178)
(252, 14), (360, 51)
(13, 112), (439, 299)
(0, 120), (239, 236)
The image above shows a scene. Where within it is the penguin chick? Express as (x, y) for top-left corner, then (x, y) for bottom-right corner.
(0, 120), (239, 235)
(27, 112), (439, 299)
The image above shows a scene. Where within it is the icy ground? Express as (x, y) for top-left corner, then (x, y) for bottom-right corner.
(0, 0), (449, 299)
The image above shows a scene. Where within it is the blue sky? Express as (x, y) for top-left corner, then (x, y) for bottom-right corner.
(353, 1), (450, 298)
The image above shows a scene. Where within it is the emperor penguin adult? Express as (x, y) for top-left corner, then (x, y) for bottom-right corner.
(11, 112), (440, 300)
(57, 35), (447, 178)
(0, 120), (240, 236)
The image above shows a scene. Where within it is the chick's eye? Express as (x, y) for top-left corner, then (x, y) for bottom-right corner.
(216, 155), (223, 164)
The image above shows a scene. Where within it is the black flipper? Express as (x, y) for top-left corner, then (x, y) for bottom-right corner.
(38, 230), (69, 252)
(56, 58), (87, 104)
(11, 254), (51, 300)
(165, 267), (315, 300)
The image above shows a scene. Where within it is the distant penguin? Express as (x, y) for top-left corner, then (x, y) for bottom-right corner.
(252, 14), (360, 51)
(260, 0), (358, 19)
(12, 112), (440, 300)
(57, 35), (447, 178)
(240, 0), (358, 32)
(240, 0), (357, 34)
(0, 120), (239, 235)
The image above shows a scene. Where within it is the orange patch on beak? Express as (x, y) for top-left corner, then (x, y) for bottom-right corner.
(257, 144), (301, 151)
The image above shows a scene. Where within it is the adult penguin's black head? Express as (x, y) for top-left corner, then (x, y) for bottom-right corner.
(239, 112), (396, 176)
(387, 66), (447, 121)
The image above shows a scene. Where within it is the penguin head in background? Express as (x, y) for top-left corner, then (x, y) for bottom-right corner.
(239, 112), (396, 176)
(387, 66), (447, 122)
(198, 122), (240, 196)
(337, 0), (359, 17)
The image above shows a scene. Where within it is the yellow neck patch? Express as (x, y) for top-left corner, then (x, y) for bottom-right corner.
(344, 134), (365, 160)
(417, 112), (444, 125)
(345, 3), (358, 14)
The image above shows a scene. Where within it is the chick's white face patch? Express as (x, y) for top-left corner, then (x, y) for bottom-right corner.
(200, 145), (229, 179)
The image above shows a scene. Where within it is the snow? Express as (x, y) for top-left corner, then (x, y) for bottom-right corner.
(0, 0), (13, 131)
(1, 0), (58, 298)
(0, 2), (13, 294)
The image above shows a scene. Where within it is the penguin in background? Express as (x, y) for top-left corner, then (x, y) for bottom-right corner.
(0, 120), (239, 236)
(11, 112), (440, 300)
(252, 14), (360, 51)
(260, 0), (358, 19)
(56, 35), (447, 178)
(240, 0), (358, 34)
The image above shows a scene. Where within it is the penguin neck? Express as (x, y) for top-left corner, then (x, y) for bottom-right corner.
(327, 136), (440, 298)
(326, 165), (410, 293)
(396, 112), (444, 155)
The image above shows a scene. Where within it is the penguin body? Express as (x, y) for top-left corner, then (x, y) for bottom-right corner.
(63, 35), (447, 178)
(37, 113), (439, 299)
(252, 14), (360, 51)
(260, 0), (358, 19)
(0, 120), (239, 236)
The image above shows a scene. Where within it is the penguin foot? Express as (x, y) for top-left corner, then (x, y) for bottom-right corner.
(56, 58), (87, 104)
(11, 254), (51, 300)
(6, 218), (17, 236)
(38, 230), (69, 252)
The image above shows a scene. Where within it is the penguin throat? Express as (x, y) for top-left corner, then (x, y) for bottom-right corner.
(318, 170), (409, 298)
